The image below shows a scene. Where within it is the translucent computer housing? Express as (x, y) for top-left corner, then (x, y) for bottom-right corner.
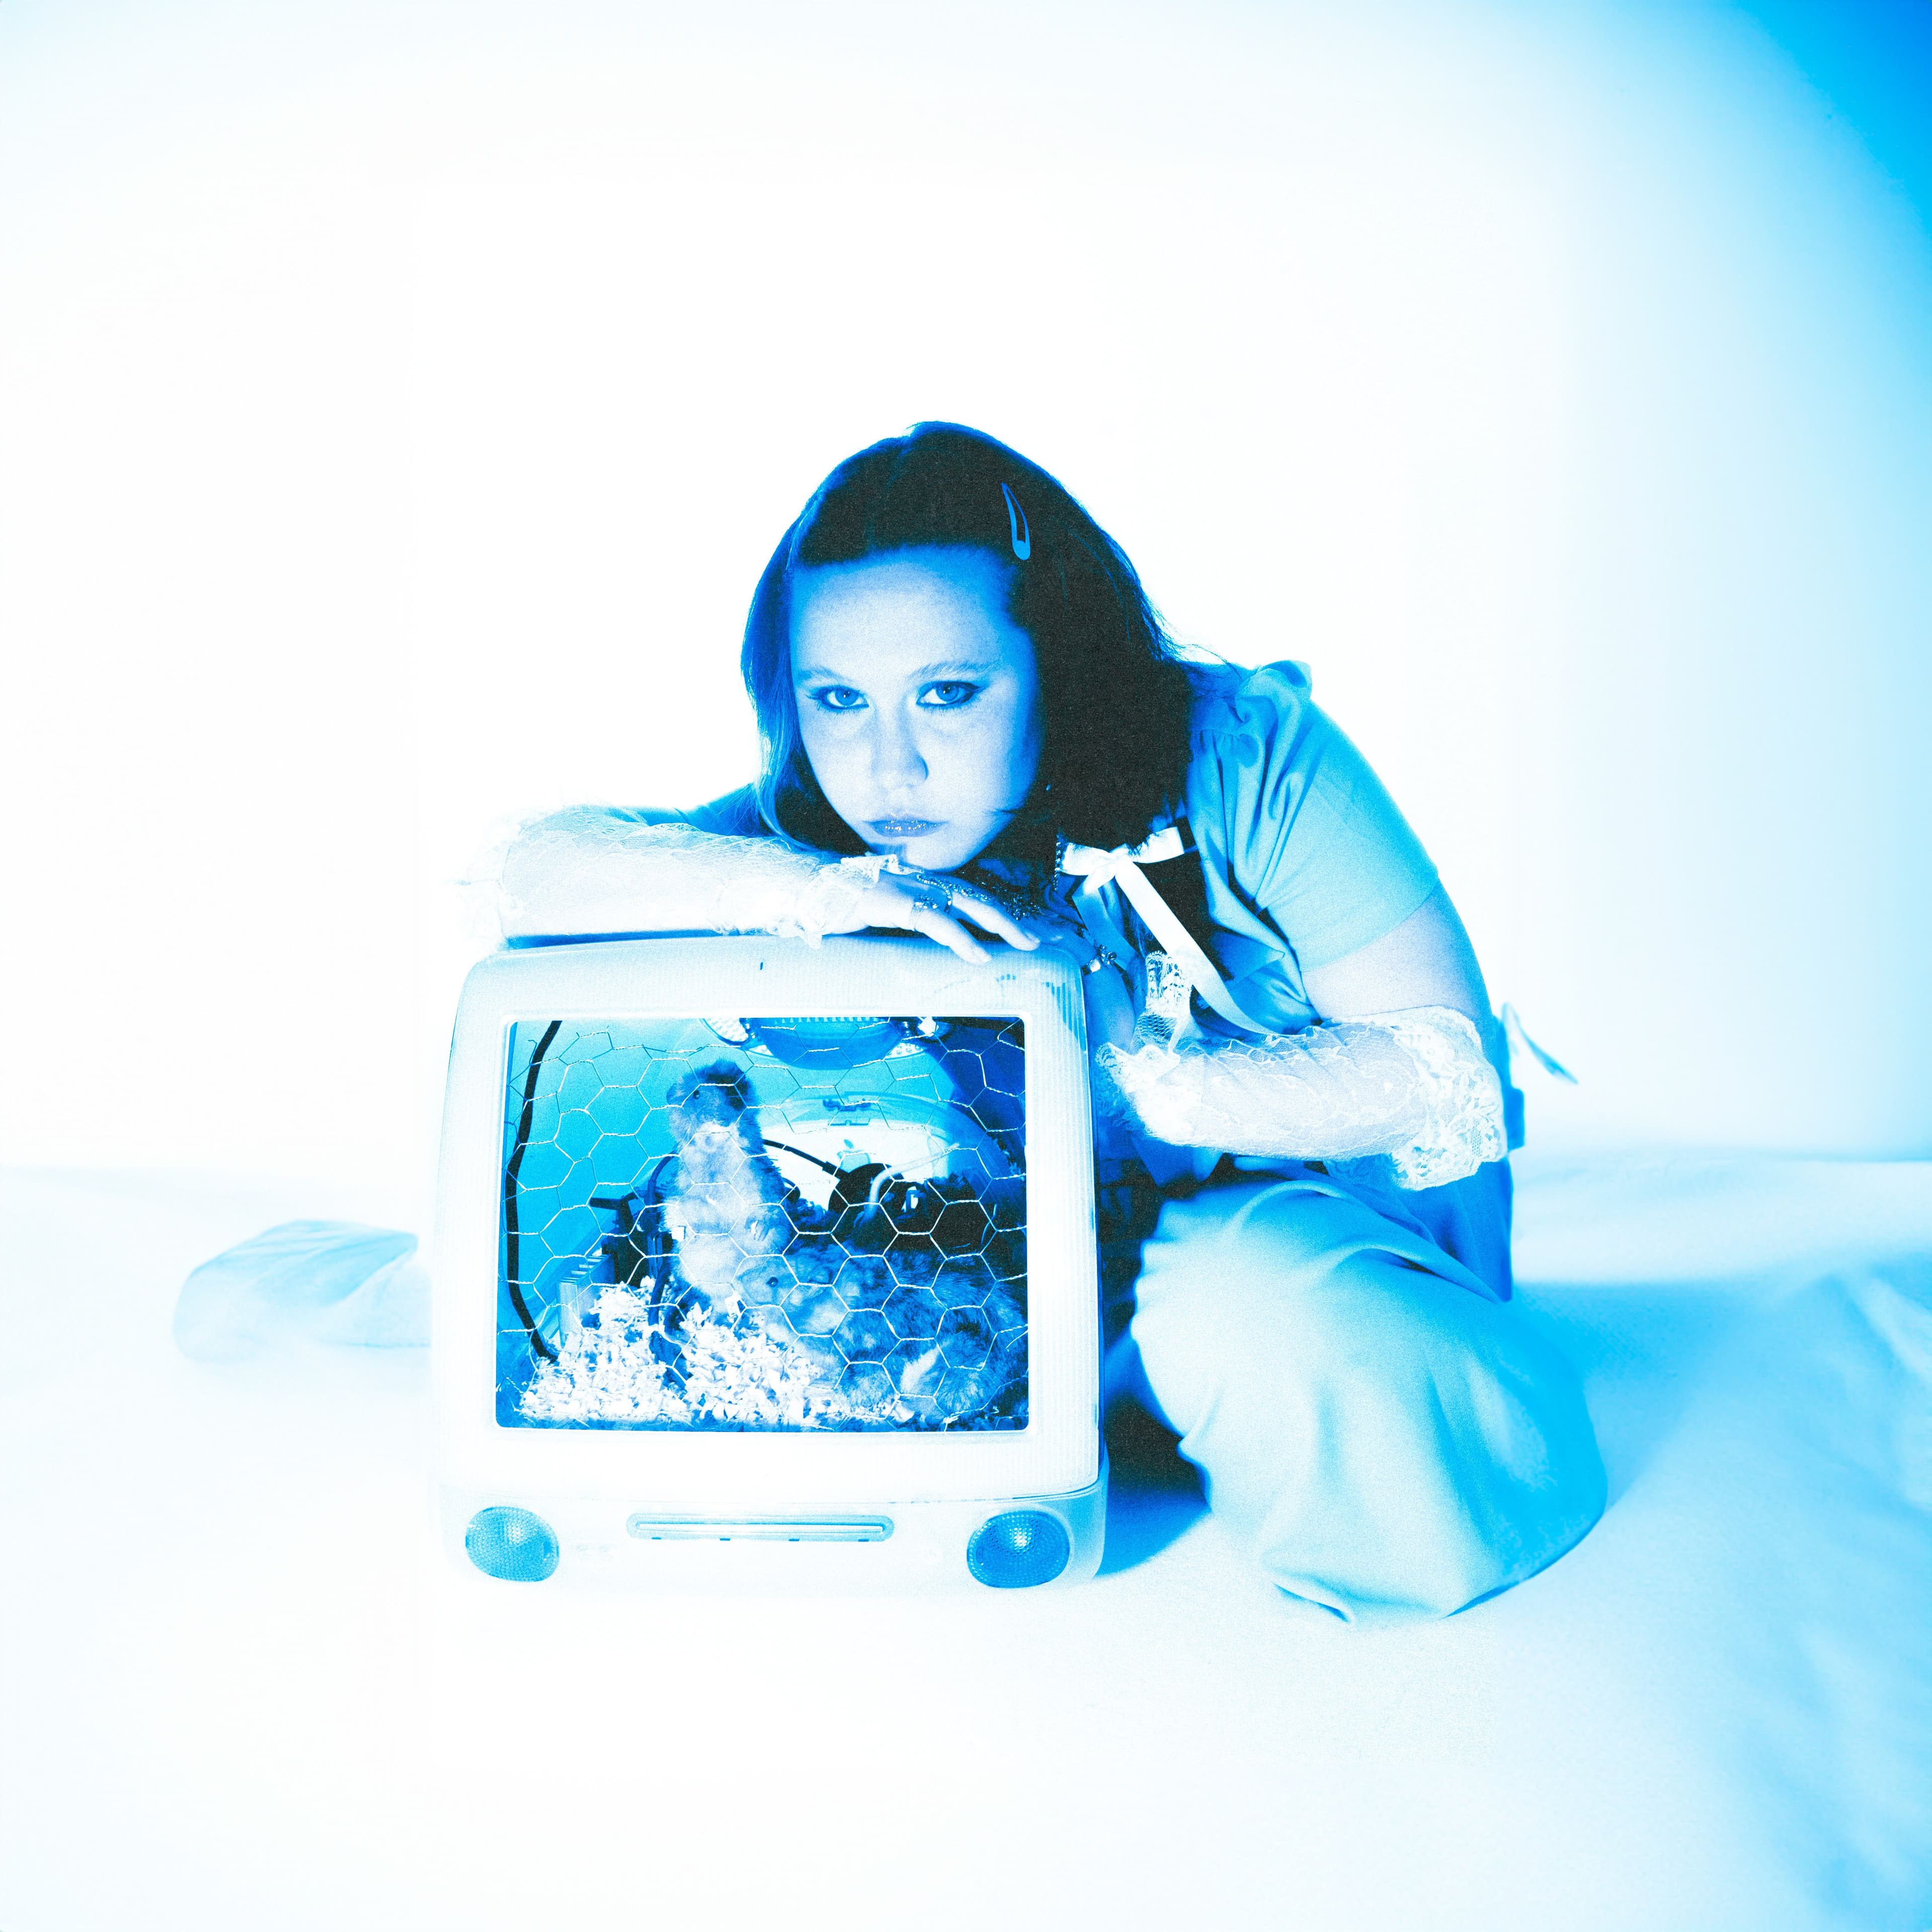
(433, 936), (1104, 1590)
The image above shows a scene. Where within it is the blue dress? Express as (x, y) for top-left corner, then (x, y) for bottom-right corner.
(670, 660), (1606, 1621)
(1077, 657), (1523, 1304)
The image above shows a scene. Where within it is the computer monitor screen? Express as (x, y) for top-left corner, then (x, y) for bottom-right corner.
(497, 1014), (1027, 1432)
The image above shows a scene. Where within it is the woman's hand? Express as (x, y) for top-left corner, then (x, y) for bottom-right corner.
(837, 872), (1042, 964)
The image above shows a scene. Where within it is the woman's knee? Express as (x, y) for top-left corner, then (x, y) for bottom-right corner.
(1124, 1184), (1606, 1622)
(1126, 1181), (1453, 1421)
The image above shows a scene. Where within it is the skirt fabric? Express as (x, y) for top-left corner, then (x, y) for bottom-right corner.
(1099, 1158), (1606, 1625)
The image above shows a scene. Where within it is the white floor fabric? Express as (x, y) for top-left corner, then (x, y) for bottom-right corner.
(3, 1152), (1929, 1932)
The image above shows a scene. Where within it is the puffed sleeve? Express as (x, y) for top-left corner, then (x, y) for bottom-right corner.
(1188, 661), (1439, 973)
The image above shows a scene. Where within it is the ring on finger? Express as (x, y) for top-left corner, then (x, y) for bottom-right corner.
(905, 878), (952, 916)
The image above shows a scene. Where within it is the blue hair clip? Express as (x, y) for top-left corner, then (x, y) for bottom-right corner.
(1001, 483), (1031, 561)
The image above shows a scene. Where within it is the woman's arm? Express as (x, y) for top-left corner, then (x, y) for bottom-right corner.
(1099, 884), (1508, 1187)
(1300, 882), (1507, 1070)
(496, 807), (1036, 962)
(497, 808), (862, 941)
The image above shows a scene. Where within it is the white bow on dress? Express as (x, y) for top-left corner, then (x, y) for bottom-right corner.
(1059, 823), (1268, 1037)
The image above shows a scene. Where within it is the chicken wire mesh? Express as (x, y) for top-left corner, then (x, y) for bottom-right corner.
(497, 1014), (1028, 1431)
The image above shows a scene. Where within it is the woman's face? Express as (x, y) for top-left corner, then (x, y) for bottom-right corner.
(789, 548), (1043, 872)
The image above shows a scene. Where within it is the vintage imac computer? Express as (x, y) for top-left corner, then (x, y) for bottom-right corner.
(433, 935), (1104, 1590)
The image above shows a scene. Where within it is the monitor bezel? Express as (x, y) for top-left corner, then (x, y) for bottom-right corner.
(433, 935), (1101, 1506)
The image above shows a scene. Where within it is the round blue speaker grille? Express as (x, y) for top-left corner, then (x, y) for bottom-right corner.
(966, 1510), (1071, 1588)
(465, 1506), (561, 1582)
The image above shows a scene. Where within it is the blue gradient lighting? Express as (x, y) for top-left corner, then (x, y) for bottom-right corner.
(2, 4), (1929, 1172)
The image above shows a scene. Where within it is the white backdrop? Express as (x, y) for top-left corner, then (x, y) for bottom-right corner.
(5, 0), (1928, 1209)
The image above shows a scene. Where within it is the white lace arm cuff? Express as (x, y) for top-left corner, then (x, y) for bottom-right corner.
(1097, 1005), (1507, 1190)
(497, 810), (888, 945)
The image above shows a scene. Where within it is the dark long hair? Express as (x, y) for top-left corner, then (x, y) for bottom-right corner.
(740, 422), (1199, 863)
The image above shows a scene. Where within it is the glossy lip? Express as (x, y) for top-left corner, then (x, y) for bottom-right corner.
(868, 817), (942, 837)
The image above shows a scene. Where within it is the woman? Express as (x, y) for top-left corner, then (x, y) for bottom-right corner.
(500, 422), (1605, 1624)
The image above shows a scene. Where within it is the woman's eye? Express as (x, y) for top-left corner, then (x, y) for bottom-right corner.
(920, 681), (979, 708)
(811, 687), (867, 712)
